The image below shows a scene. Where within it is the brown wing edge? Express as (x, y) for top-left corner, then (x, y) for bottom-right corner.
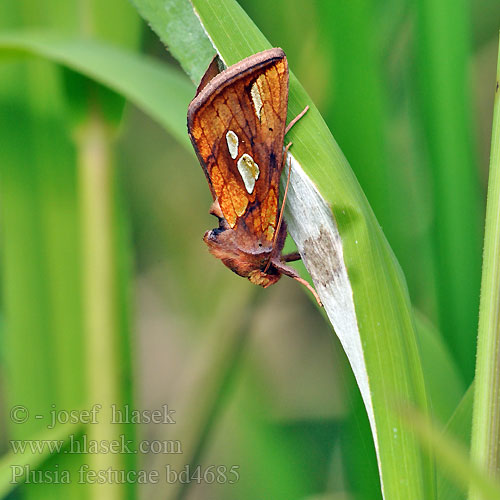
(188, 48), (286, 125)
(195, 54), (223, 96)
(186, 48), (287, 201)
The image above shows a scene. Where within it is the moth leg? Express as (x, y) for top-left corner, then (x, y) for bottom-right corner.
(285, 105), (309, 135)
(272, 259), (322, 307)
(282, 251), (301, 262)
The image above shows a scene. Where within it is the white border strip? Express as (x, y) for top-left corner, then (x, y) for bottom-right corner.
(284, 155), (382, 492)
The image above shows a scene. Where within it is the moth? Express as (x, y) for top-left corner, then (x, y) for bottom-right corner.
(187, 48), (321, 306)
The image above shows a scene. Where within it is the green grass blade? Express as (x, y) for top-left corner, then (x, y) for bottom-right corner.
(402, 405), (500, 500)
(130, 1), (434, 498)
(439, 384), (474, 500)
(316, 0), (439, 320)
(0, 423), (82, 498)
(130, 0), (214, 83)
(315, 0), (399, 256)
(0, 43), (87, 500)
(0, 31), (193, 147)
(414, 0), (482, 380)
(469, 38), (500, 500)
(414, 310), (465, 422)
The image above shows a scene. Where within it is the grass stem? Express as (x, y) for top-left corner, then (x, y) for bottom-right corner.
(77, 110), (124, 500)
(469, 38), (500, 500)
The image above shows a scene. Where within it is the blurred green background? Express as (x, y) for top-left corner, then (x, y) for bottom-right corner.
(0, 0), (499, 499)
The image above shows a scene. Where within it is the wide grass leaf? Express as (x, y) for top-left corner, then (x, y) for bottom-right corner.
(0, 31), (193, 147)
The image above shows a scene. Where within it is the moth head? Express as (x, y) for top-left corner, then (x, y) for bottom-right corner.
(203, 226), (279, 286)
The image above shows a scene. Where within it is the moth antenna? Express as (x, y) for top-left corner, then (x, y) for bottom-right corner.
(285, 105), (309, 135)
(264, 142), (293, 273)
(292, 275), (323, 307)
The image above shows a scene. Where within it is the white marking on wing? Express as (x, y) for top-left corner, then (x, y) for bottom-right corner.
(251, 81), (263, 120)
(226, 130), (239, 159)
(237, 153), (260, 194)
